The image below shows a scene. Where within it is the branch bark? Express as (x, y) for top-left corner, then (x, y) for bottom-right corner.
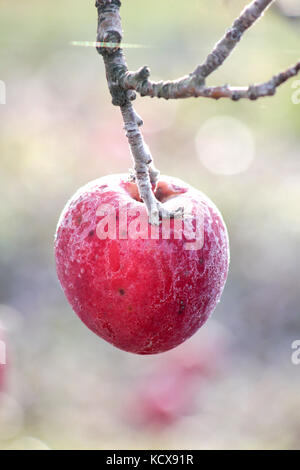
(96, 0), (179, 225)
(118, 0), (299, 101)
(193, 0), (274, 79)
(120, 61), (300, 101)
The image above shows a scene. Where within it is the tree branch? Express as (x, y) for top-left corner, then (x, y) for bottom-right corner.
(96, 0), (300, 222)
(116, 0), (279, 100)
(120, 60), (300, 101)
(96, 0), (179, 224)
(193, 0), (274, 79)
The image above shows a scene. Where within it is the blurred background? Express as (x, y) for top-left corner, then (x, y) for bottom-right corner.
(0, 0), (300, 450)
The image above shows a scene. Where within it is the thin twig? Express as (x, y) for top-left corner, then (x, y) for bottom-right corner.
(120, 61), (300, 101)
(193, 0), (274, 79)
(117, 0), (279, 100)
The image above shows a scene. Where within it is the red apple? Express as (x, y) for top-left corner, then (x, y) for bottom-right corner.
(55, 174), (229, 354)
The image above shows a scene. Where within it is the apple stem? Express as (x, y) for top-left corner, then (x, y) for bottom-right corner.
(120, 102), (160, 225)
(121, 102), (182, 224)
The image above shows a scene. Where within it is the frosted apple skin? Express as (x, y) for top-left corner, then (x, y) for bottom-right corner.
(55, 174), (229, 355)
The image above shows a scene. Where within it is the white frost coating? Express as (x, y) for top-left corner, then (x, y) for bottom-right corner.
(55, 173), (230, 354)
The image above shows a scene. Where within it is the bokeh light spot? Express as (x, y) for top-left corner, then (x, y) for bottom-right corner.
(195, 116), (255, 175)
